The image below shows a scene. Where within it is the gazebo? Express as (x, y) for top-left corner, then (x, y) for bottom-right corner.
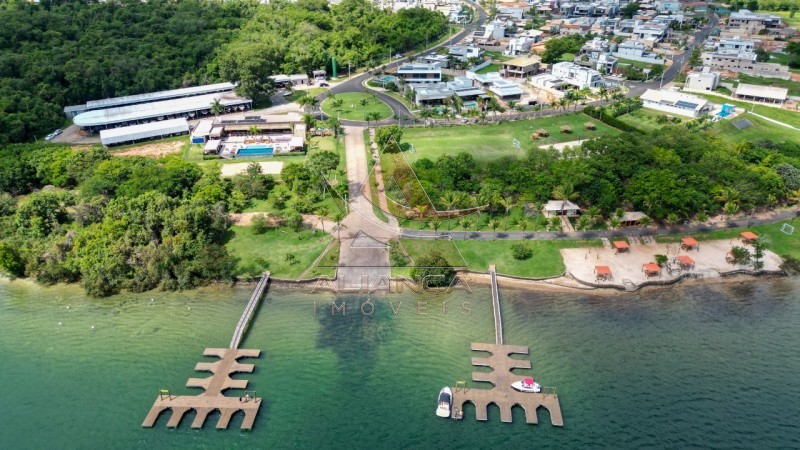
(613, 240), (630, 254)
(560, 125), (572, 134)
(676, 255), (695, 270)
(740, 231), (758, 245)
(595, 265), (612, 281)
(643, 263), (661, 277)
(681, 237), (699, 251)
(620, 211), (648, 227)
(584, 121), (596, 130)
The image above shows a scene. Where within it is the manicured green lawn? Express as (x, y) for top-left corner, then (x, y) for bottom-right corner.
(400, 238), (603, 278)
(617, 108), (689, 132)
(394, 113), (620, 163)
(616, 57), (662, 69)
(690, 92), (800, 128)
(708, 112), (800, 145)
(225, 225), (332, 278)
(307, 241), (340, 278)
(320, 92), (393, 121)
(654, 220), (800, 260)
(475, 63), (501, 74)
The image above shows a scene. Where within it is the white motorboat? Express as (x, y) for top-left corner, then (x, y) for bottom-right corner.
(436, 386), (452, 418)
(511, 377), (541, 393)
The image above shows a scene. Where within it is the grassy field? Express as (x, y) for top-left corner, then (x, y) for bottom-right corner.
(482, 50), (513, 62)
(224, 225), (332, 278)
(306, 241), (339, 278)
(708, 112), (800, 145)
(728, 74), (800, 96)
(761, 10), (800, 28)
(321, 92), (393, 121)
(691, 92), (800, 128)
(394, 113), (620, 163)
(654, 220), (800, 260)
(475, 63), (501, 74)
(290, 88), (327, 102)
(616, 57), (662, 69)
(399, 238), (603, 278)
(617, 108), (689, 132)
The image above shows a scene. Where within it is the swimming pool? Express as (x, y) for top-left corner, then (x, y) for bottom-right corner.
(463, 101), (478, 108)
(375, 75), (397, 84)
(237, 144), (274, 157)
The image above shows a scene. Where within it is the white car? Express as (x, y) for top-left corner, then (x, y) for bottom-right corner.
(44, 133), (55, 141)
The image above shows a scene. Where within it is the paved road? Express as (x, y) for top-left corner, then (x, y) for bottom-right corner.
(313, 0), (487, 125)
(337, 126), (400, 288)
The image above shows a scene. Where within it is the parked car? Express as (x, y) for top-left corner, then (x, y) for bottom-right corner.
(53, 128), (62, 136)
(319, 81), (329, 87)
(44, 133), (55, 141)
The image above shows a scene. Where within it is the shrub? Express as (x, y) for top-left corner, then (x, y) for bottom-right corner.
(511, 243), (533, 260)
(780, 255), (800, 274)
(730, 246), (751, 265)
(654, 254), (668, 266)
(251, 214), (270, 234)
(411, 252), (455, 287)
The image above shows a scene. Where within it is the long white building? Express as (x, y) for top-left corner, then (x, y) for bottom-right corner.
(640, 89), (711, 118)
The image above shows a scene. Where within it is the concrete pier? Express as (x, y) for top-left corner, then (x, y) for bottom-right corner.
(142, 348), (262, 430)
(451, 343), (563, 426)
(489, 265), (503, 345)
(230, 271), (269, 349)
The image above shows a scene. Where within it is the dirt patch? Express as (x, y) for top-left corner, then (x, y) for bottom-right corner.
(220, 161), (284, 177)
(229, 212), (335, 233)
(112, 140), (185, 158)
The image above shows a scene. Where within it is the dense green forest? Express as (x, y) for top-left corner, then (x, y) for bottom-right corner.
(0, 0), (448, 144)
(0, 144), (255, 296)
(0, 0), (254, 144)
(391, 125), (800, 223)
(210, 0), (449, 101)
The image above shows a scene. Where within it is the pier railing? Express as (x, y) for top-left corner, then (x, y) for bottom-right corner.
(489, 266), (503, 345)
(230, 272), (270, 349)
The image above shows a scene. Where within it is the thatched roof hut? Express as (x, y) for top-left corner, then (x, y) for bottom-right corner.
(560, 125), (572, 134)
(584, 122), (596, 130)
(535, 128), (549, 137)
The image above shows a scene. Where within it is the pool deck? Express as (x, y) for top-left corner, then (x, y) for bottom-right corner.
(451, 343), (564, 426)
(142, 348), (262, 430)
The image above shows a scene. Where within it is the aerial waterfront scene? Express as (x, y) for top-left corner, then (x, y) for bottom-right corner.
(2, 0), (800, 448)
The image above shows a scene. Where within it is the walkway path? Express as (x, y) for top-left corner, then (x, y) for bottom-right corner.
(400, 207), (798, 241)
(489, 265), (503, 345)
(337, 126), (400, 289)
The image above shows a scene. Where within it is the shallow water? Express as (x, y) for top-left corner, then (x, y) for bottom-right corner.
(1, 278), (799, 449)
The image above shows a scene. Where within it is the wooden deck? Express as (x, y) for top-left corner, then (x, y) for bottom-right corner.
(451, 343), (563, 426)
(142, 348), (262, 430)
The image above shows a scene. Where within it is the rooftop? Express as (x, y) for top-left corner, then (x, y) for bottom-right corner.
(504, 55), (542, 68)
(735, 83), (788, 101)
(640, 89), (708, 111)
(74, 92), (251, 127)
(84, 82), (236, 110)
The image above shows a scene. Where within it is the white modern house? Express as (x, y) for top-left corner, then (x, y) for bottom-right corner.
(734, 83), (788, 104)
(684, 67), (720, 92)
(727, 9), (783, 34)
(613, 40), (665, 65)
(396, 62), (443, 83)
(640, 89), (711, 118)
(544, 200), (580, 217)
(550, 62), (603, 89)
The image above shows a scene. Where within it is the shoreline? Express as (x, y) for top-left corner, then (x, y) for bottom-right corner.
(2, 269), (790, 298)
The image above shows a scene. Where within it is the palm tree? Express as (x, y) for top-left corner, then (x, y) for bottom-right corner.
(248, 125), (260, 136)
(552, 182), (579, 216)
(210, 98), (224, 118)
(585, 206), (603, 226)
(326, 117), (341, 138)
(609, 217), (621, 230)
(440, 192), (458, 229)
(479, 111), (488, 124)
(459, 218), (473, 239)
(723, 201), (739, 220)
(548, 216), (562, 231)
(663, 213), (679, 229)
(317, 206), (329, 232)
(333, 212), (345, 240)
(429, 221), (441, 236)
(638, 216), (652, 228)
(488, 219), (502, 239)
(714, 188), (740, 207)
(517, 218), (529, 239)
(412, 204), (429, 219)
(499, 195), (514, 230)
(302, 113), (316, 130)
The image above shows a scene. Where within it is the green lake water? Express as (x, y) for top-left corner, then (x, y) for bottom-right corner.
(1, 278), (799, 449)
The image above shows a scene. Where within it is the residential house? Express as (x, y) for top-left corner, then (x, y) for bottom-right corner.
(502, 55), (543, 78)
(639, 89), (711, 117)
(684, 67), (720, 91)
(396, 62), (443, 84)
(727, 9), (782, 34)
(550, 61), (603, 89)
